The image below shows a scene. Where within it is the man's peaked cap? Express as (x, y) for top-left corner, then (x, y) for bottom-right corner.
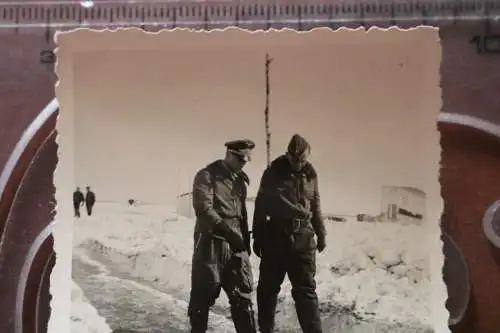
(225, 139), (256, 155)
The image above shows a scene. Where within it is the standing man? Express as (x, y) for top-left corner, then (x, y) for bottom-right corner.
(85, 186), (96, 216)
(188, 139), (258, 333)
(73, 187), (84, 218)
(252, 134), (327, 333)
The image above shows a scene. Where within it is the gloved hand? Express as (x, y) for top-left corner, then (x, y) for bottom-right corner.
(317, 235), (326, 253)
(252, 239), (263, 258)
(216, 223), (246, 252)
(297, 209), (312, 221)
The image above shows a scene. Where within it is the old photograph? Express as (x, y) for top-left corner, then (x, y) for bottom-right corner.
(51, 27), (447, 333)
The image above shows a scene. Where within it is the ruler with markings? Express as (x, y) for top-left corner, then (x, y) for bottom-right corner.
(0, 0), (500, 30)
(2, 0), (500, 65)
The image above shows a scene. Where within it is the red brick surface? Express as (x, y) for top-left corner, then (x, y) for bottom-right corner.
(1, 20), (500, 333)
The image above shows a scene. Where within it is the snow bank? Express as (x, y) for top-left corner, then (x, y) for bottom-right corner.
(71, 281), (112, 333)
(73, 202), (432, 329)
(316, 222), (431, 326)
(73, 202), (179, 251)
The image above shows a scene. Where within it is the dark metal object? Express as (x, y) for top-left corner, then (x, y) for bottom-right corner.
(441, 112), (500, 253)
(0, 99), (58, 333)
(16, 223), (55, 333)
(0, 99), (57, 235)
(440, 113), (500, 328)
(439, 113), (500, 139)
(482, 200), (500, 249)
(442, 231), (471, 327)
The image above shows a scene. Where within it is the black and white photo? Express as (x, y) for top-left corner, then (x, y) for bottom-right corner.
(50, 27), (447, 333)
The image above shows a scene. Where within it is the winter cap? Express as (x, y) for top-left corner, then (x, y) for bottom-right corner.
(287, 134), (310, 157)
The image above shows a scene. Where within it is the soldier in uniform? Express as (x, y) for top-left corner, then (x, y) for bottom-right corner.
(252, 134), (327, 333)
(85, 186), (96, 216)
(188, 139), (258, 333)
(73, 187), (84, 218)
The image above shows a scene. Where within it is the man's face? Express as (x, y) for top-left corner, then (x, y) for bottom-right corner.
(228, 151), (251, 171)
(286, 150), (309, 171)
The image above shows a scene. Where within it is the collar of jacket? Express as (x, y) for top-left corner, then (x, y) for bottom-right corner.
(270, 155), (317, 180)
(207, 159), (250, 185)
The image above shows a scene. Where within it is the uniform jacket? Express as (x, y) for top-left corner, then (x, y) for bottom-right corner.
(192, 159), (250, 246)
(85, 191), (96, 206)
(73, 191), (84, 206)
(252, 155), (326, 248)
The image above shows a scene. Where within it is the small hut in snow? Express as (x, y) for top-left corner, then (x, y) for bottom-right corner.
(380, 186), (426, 226)
(177, 192), (195, 219)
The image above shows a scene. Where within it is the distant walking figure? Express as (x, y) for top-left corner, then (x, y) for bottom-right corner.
(73, 187), (84, 218)
(85, 186), (96, 216)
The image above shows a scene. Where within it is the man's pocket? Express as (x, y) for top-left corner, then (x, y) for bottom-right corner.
(193, 232), (218, 263)
(228, 251), (254, 294)
(192, 234), (222, 285)
(192, 261), (221, 286)
(292, 230), (317, 252)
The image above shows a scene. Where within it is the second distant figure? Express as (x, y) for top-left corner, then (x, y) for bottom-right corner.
(85, 186), (96, 216)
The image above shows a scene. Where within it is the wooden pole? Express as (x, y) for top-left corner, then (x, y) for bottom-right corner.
(265, 53), (273, 167)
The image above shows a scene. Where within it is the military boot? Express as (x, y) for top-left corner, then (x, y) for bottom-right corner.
(258, 327), (274, 333)
(258, 323), (275, 333)
(256, 295), (278, 333)
(230, 301), (258, 333)
(189, 309), (209, 333)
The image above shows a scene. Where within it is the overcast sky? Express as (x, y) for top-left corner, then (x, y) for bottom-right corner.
(70, 29), (441, 216)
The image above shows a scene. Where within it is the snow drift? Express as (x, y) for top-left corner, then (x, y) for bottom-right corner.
(72, 202), (434, 332)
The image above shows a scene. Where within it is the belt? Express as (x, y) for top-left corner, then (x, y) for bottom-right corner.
(218, 213), (243, 220)
(291, 217), (312, 233)
(269, 216), (312, 234)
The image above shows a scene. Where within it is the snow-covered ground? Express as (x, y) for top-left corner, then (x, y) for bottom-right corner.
(71, 202), (434, 333)
(71, 281), (112, 333)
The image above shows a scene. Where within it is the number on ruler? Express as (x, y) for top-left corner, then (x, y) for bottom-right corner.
(470, 35), (500, 54)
